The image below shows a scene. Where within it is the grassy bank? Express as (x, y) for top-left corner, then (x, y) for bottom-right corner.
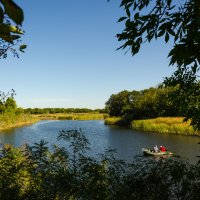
(0, 113), (39, 131)
(105, 117), (200, 136)
(0, 113), (108, 131)
(104, 117), (122, 125)
(131, 117), (200, 136)
(35, 113), (108, 120)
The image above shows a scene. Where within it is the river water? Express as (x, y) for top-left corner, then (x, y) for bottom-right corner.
(0, 120), (200, 163)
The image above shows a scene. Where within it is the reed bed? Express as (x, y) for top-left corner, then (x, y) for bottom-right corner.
(104, 117), (122, 125)
(0, 113), (38, 131)
(35, 113), (108, 121)
(131, 117), (200, 136)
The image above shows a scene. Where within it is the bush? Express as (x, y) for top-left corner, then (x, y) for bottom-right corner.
(1, 130), (200, 199)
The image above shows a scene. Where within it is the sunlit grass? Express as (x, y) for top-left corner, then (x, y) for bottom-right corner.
(0, 113), (38, 131)
(35, 113), (108, 120)
(105, 117), (200, 136)
(131, 117), (200, 136)
(104, 117), (122, 125)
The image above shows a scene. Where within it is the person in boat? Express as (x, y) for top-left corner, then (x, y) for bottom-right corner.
(154, 145), (159, 153)
(159, 145), (166, 152)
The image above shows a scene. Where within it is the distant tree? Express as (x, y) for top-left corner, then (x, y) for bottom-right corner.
(0, 0), (26, 58)
(111, 0), (200, 129)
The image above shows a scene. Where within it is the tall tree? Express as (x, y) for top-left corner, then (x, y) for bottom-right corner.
(110, 0), (200, 129)
(105, 90), (132, 116)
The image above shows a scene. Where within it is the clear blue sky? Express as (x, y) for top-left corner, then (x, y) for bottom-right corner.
(1, 0), (175, 109)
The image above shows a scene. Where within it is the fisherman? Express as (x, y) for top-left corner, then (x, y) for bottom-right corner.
(154, 145), (159, 153)
(159, 145), (166, 152)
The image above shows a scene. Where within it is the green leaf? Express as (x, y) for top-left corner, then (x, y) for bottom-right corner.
(0, 24), (11, 34)
(157, 30), (165, 37)
(0, 24), (22, 43)
(126, 8), (130, 18)
(11, 34), (20, 40)
(0, 33), (13, 43)
(19, 44), (27, 52)
(165, 32), (169, 43)
(134, 13), (139, 20)
(168, 28), (175, 36)
(118, 17), (127, 23)
(0, 0), (24, 25)
(9, 25), (23, 34)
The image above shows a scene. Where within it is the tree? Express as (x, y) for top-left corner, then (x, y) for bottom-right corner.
(110, 0), (200, 129)
(4, 97), (17, 110)
(105, 90), (132, 116)
(0, 89), (16, 113)
(0, 0), (26, 58)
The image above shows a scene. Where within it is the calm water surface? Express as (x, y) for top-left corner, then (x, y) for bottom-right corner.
(0, 120), (200, 163)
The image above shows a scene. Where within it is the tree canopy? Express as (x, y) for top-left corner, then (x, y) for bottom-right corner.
(110, 0), (200, 129)
(105, 86), (180, 124)
(0, 0), (26, 58)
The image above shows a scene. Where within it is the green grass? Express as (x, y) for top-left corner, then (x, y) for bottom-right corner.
(105, 117), (200, 136)
(104, 117), (122, 125)
(131, 117), (200, 136)
(35, 113), (108, 120)
(0, 113), (38, 131)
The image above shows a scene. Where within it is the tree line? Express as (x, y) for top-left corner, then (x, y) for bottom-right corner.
(24, 108), (106, 114)
(105, 85), (185, 124)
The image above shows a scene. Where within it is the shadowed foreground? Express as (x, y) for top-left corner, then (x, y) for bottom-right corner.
(1, 130), (200, 200)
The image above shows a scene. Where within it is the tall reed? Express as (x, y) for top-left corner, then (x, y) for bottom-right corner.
(131, 117), (200, 136)
(0, 112), (38, 131)
(104, 117), (122, 125)
(36, 113), (108, 120)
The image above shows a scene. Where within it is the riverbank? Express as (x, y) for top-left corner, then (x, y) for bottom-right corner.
(0, 113), (108, 131)
(33, 113), (108, 120)
(104, 117), (122, 125)
(0, 113), (39, 131)
(105, 117), (200, 136)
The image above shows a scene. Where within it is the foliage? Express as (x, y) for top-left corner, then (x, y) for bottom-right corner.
(24, 107), (107, 115)
(1, 130), (200, 199)
(166, 80), (200, 130)
(0, 89), (16, 113)
(104, 117), (122, 125)
(0, 0), (26, 58)
(105, 86), (180, 124)
(0, 90), (38, 130)
(110, 0), (200, 129)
